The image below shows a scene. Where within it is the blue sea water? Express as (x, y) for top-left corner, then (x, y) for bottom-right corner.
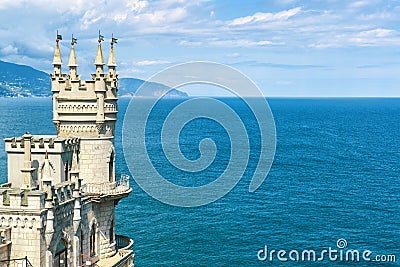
(0, 97), (399, 266)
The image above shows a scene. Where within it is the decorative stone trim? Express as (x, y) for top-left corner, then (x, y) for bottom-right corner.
(0, 216), (40, 229)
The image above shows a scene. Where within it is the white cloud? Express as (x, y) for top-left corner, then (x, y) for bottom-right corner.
(0, 0), (399, 82)
(228, 7), (301, 26)
(0, 0), (22, 10)
(226, 53), (240, 58)
(349, 1), (369, 8)
(178, 39), (273, 47)
(308, 43), (340, 49)
(309, 28), (398, 48)
(178, 40), (203, 46)
(358, 28), (395, 37)
(138, 7), (187, 24)
(348, 0), (378, 9)
(135, 60), (170, 66)
(82, 10), (105, 28)
(349, 28), (398, 46)
(210, 39), (272, 47)
(118, 67), (145, 77)
(0, 44), (18, 55)
(126, 0), (148, 12)
(274, 0), (298, 7)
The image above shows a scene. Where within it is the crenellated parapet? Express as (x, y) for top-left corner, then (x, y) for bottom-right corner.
(5, 134), (79, 188)
(5, 135), (79, 151)
(0, 181), (78, 210)
(0, 187), (46, 210)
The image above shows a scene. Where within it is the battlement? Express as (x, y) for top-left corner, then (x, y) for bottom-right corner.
(52, 180), (78, 205)
(5, 134), (79, 189)
(0, 180), (77, 211)
(5, 135), (78, 153)
(0, 186), (46, 210)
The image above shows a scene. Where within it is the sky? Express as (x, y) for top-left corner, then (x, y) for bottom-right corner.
(0, 0), (399, 97)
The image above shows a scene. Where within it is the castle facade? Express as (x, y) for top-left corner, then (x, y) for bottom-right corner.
(0, 36), (134, 267)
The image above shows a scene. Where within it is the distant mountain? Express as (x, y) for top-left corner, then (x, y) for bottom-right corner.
(0, 60), (50, 97)
(118, 78), (188, 98)
(0, 60), (187, 98)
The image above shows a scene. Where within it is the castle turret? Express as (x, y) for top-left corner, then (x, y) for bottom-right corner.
(108, 41), (117, 77)
(94, 42), (105, 75)
(68, 44), (78, 80)
(51, 34), (119, 185)
(52, 42), (62, 75)
(51, 35), (65, 129)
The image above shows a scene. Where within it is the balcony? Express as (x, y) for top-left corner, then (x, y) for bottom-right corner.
(81, 175), (131, 199)
(116, 234), (134, 251)
(95, 235), (134, 267)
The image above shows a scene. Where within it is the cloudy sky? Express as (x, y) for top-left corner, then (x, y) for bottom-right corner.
(0, 0), (399, 96)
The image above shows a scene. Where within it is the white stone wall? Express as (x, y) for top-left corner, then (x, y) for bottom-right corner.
(0, 227), (12, 263)
(80, 198), (116, 260)
(79, 138), (115, 185)
(48, 200), (75, 267)
(9, 226), (46, 266)
(5, 136), (76, 188)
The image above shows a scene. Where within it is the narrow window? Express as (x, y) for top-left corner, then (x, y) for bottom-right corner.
(110, 218), (115, 243)
(109, 152), (114, 182)
(64, 161), (69, 181)
(90, 224), (96, 257)
(80, 230), (84, 262)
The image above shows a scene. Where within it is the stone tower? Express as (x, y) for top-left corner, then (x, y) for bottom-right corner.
(0, 35), (133, 267)
(52, 37), (118, 185)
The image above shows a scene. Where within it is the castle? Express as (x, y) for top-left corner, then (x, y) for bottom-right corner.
(0, 35), (134, 266)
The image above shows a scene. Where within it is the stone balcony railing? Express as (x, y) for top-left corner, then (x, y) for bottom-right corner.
(115, 234), (134, 251)
(95, 235), (134, 267)
(81, 175), (131, 197)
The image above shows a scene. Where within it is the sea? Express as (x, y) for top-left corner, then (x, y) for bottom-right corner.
(0, 97), (398, 266)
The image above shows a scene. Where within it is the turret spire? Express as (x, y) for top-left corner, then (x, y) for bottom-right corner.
(53, 31), (62, 75)
(68, 35), (78, 67)
(107, 44), (117, 67)
(68, 35), (78, 79)
(108, 34), (118, 79)
(68, 45), (78, 67)
(94, 30), (105, 66)
(52, 43), (62, 65)
(94, 43), (104, 65)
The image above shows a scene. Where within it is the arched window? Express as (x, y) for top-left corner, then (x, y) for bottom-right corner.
(54, 238), (67, 267)
(90, 224), (96, 257)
